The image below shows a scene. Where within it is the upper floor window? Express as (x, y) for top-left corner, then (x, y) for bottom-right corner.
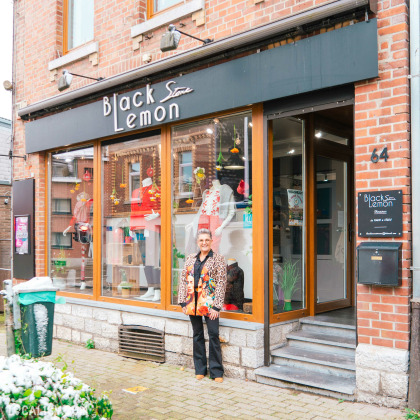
(65, 0), (94, 52)
(148, 0), (181, 17)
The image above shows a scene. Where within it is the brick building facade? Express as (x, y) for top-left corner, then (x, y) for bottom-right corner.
(0, 117), (12, 309)
(11, 0), (416, 407)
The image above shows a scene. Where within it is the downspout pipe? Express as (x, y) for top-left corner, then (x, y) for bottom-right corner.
(408, 0), (420, 409)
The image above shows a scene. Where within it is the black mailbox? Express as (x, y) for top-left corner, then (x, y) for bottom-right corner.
(357, 242), (402, 286)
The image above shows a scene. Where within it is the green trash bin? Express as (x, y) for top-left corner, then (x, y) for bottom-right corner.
(18, 290), (57, 357)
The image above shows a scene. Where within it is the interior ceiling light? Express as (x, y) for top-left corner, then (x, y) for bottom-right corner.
(58, 69), (104, 92)
(225, 153), (245, 170)
(287, 149), (295, 155)
(315, 131), (322, 138)
(160, 24), (213, 52)
(206, 128), (213, 134)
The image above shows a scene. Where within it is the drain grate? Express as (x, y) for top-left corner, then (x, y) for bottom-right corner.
(118, 325), (165, 362)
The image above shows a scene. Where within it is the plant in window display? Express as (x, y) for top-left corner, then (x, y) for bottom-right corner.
(280, 259), (300, 311)
(51, 248), (68, 290)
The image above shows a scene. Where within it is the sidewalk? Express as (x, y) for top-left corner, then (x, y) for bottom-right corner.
(0, 326), (405, 420)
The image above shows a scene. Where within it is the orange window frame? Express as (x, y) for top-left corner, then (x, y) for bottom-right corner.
(146, 0), (183, 19)
(62, 0), (94, 54)
(46, 105), (266, 323)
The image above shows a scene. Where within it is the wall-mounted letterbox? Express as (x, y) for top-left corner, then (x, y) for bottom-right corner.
(357, 242), (402, 286)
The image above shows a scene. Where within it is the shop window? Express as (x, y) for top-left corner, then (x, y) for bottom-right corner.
(101, 134), (162, 303)
(148, 0), (182, 16)
(129, 162), (141, 201)
(171, 112), (253, 314)
(51, 232), (72, 249)
(178, 151), (193, 197)
(49, 146), (94, 294)
(271, 118), (305, 314)
(64, 0), (94, 52)
(52, 198), (72, 214)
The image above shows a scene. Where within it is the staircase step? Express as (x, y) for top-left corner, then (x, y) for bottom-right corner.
(271, 346), (355, 377)
(255, 365), (356, 399)
(287, 330), (356, 352)
(300, 317), (356, 339)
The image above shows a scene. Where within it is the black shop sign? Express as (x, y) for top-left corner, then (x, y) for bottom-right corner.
(358, 190), (402, 237)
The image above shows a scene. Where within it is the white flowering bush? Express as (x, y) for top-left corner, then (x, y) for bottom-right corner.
(0, 355), (113, 419)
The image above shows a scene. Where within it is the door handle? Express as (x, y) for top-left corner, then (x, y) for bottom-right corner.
(348, 222), (353, 242)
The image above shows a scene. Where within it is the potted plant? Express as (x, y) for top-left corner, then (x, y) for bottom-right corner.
(280, 259), (300, 311)
(52, 247), (67, 290)
(118, 269), (132, 297)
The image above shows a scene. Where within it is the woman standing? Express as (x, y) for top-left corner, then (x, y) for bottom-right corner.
(178, 228), (227, 382)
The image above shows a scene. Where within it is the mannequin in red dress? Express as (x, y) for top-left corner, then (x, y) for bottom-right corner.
(130, 176), (161, 301)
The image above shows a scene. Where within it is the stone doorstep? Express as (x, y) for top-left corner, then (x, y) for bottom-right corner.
(287, 330), (356, 348)
(255, 364), (356, 396)
(271, 346), (356, 371)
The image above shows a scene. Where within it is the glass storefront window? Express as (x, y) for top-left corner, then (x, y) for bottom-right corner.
(101, 134), (162, 302)
(49, 147), (94, 294)
(271, 118), (305, 314)
(171, 112), (253, 314)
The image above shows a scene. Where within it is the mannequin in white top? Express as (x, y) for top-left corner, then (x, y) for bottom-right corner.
(185, 179), (235, 254)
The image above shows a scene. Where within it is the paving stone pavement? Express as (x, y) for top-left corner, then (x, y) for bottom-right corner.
(0, 327), (405, 420)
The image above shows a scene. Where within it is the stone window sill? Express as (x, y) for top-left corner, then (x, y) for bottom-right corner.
(48, 42), (99, 71)
(131, 0), (204, 38)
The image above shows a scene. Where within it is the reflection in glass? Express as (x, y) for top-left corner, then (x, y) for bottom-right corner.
(272, 118), (305, 314)
(171, 112), (253, 313)
(316, 157), (347, 303)
(101, 135), (162, 302)
(50, 147), (94, 294)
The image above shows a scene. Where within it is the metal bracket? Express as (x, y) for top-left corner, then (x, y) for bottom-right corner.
(0, 150), (26, 160)
(410, 267), (420, 271)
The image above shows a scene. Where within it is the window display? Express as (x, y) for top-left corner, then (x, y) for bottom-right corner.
(271, 118), (305, 314)
(101, 134), (162, 302)
(49, 147), (94, 294)
(171, 112), (253, 313)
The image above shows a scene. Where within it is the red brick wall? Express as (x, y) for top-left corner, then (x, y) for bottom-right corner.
(355, 0), (410, 349)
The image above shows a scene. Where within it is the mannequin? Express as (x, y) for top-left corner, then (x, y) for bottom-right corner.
(130, 176), (161, 301)
(185, 179), (235, 254)
(63, 192), (93, 290)
(223, 258), (245, 311)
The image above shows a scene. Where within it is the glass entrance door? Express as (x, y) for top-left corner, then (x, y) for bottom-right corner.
(316, 156), (351, 310)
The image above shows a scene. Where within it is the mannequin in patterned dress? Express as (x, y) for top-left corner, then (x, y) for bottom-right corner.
(185, 179), (235, 254)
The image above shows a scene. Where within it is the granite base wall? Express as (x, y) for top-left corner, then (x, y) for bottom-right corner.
(53, 303), (299, 380)
(356, 343), (409, 408)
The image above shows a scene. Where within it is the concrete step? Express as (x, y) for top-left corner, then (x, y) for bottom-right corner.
(271, 346), (355, 378)
(286, 330), (356, 356)
(254, 365), (356, 400)
(300, 317), (356, 339)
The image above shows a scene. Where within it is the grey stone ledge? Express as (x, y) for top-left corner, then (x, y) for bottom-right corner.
(64, 297), (263, 330)
(48, 42), (99, 71)
(131, 0), (204, 38)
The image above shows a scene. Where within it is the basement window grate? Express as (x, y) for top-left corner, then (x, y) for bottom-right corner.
(118, 325), (165, 363)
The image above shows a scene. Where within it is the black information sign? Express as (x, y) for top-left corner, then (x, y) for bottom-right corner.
(358, 190), (402, 237)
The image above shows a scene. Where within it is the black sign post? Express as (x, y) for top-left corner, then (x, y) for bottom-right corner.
(358, 190), (403, 237)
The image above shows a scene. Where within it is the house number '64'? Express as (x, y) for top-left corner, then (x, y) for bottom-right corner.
(371, 146), (389, 163)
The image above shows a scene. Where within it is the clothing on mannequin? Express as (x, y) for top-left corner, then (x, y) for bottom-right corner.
(185, 179), (235, 254)
(130, 177), (161, 301)
(63, 192), (93, 290)
(223, 258), (245, 311)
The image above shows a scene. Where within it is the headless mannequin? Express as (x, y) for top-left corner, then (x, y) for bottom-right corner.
(224, 257), (245, 311)
(130, 177), (161, 301)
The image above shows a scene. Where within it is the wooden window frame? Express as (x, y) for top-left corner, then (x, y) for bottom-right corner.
(45, 105), (265, 323)
(146, 0), (183, 19)
(63, 0), (94, 55)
